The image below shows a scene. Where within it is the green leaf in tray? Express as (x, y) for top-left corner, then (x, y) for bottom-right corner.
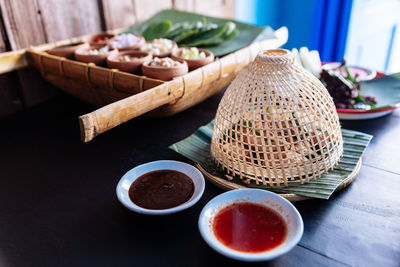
(169, 121), (373, 200)
(180, 21), (238, 47)
(165, 19), (220, 43)
(125, 9), (275, 57)
(142, 20), (172, 40)
(179, 23), (228, 47)
(163, 22), (186, 39)
(173, 23), (206, 43)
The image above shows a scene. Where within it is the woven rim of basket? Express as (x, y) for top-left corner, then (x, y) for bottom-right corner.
(256, 48), (295, 65)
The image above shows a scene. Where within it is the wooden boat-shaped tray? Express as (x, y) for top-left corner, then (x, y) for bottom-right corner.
(2, 24), (287, 142)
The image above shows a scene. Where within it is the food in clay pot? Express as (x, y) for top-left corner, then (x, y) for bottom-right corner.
(109, 33), (145, 51)
(46, 42), (88, 59)
(74, 45), (117, 66)
(86, 33), (115, 46)
(140, 38), (178, 57)
(172, 47), (214, 70)
(142, 57), (188, 81)
(106, 51), (151, 74)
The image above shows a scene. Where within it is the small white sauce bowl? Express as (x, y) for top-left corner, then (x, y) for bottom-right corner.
(198, 189), (303, 262)
(116, 160), (205, 215)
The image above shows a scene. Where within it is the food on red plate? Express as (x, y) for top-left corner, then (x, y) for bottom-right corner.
(319, 59), (377, 110)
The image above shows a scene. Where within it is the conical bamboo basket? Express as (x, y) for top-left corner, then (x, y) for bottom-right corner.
(211, 49), (343, 187)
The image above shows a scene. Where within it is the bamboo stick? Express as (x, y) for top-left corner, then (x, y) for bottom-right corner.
(79, 78), (185, 142)
(0, 49), (28, 74)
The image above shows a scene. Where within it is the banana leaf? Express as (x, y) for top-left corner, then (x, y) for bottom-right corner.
(141, 20), (172, 40)
(169, 120), (372, 200)
(360, 72), (400, 109)
(179, 22), (237, 47)
(125, 9), (275, 57)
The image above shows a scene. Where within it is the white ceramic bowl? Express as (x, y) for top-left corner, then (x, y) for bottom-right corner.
(116, 160), (205, 215)
(198, 189), (303, 262)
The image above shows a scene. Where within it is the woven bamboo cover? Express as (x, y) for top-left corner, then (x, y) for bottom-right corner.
(211, 49), (343, 187)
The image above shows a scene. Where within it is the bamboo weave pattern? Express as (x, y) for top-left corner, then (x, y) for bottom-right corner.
(211, 49), (343, 186)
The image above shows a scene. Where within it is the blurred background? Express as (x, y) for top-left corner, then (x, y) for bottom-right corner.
(236, 0), (400, 74)
(0, 0), (398, 117)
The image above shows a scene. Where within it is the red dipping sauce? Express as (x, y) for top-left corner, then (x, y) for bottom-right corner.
(213, 202), (287, 253)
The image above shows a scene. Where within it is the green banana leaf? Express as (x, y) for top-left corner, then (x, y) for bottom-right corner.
(178, 22), (231, 47)
(169, 120), (372, 200)
(141, 20), (172, 40)
(125, 9), (275, 57)
(360, 72), (400, 108)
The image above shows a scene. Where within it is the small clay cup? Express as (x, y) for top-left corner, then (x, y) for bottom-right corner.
(106, 51), (152, 74)
(47, 42), (88, 59)
(109, 35), (145, 51)
(142, 58), (188, 81)
(140, 40), (178, 58)
(85, 32), (115, 46)
(74, 44), (117, 66)
(171, 48), (214, 71)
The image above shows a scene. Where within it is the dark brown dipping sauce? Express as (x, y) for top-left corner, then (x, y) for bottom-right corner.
(128, 170), (194, 210)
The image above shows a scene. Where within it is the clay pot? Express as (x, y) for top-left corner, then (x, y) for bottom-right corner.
(47, 42), (88, 59)
(85, 33), (115, 46)
(109, 34), (145, 51)
(171, 48), (214, 71)
(140, 40), (178, 58)
(74, 45), (118, 66)
(142, 58), (188, 81)
(106, 51), (152, 74)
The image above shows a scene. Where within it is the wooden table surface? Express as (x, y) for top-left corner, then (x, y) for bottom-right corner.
(0, 88), (399, 267)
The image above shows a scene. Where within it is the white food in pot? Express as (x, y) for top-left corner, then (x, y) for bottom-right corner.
(140, 38), (174, 55)
(117, 55), (144, 62)
(181, 47), (206, 60)
(83, 46), (110, 55)
(109, 33), (141, 49)
(150, 57), (180, 68)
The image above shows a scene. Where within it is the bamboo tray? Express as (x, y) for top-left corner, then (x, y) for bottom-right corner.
(1, 27), (287, 142)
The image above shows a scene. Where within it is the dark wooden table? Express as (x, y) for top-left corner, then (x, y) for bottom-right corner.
(1, 88), (399, 267)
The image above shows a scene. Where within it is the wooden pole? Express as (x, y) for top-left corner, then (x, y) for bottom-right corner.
(0, 49), (28, 74)
(79, 78), (185, 142)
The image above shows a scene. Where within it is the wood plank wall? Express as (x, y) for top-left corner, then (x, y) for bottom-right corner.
(0, 0), (235, 118)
